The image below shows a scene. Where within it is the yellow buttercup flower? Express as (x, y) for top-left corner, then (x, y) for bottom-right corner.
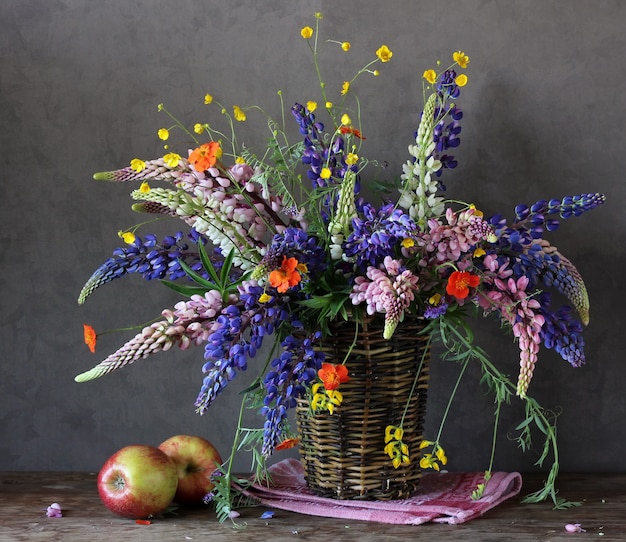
(306, 101), (318, 112)
(455, 73), (468, 87)
(473, 247), (486, 258)
(423, 69), (437, 84)
(259, 293), (271, 303)
(469, 204), (484, 217)
(158, 128), (170, 141)
(118, 231), (136, 245)
(341, 113), (351, 126)
(301, 26), (313, 39)
(139, 181), (150, 193)
(193, 123), (204, 134)
(428, 293), (442, 306)
(235, 156), (245, 164)
(163, 152), (181, 168)
(453, 50), (470, 68)
(375, 44), (393, 62)
(345, 153), (358, 166)
(325, 101), (333, 109)
(320, 167), (332, 179)
(341, 41), (351, 51)
(130, 158), (146, 172)
(204, 93), (213, 105)
(401, 238), (415, 249)
(233, 105), (246, 122)
(341, 81), (350, 96)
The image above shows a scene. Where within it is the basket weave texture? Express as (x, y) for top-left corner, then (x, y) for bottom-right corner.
(296, 315), (430, 500)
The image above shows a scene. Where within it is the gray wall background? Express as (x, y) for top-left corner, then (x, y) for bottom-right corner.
(1, 0), (623, 475)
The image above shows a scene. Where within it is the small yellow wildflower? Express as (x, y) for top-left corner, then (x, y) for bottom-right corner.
(259, 293), (271, 303)
(163, 152), (181, 168)
(420, 453), (440, 471)
(423, 69), (437, 84)
(375, 45), (393, 62)
(193, 123), (204, 134)
(384, 425), (410, 468)
(320, 167), (332, 179)
(204, 93), (213, 105)
(325, 101), (333, 109)
(341, 41), (351, 51)
(157, 128), (170, 141)
(130, 158), (146, 172)
(473, 247), (486, 258)
(453, 50), (470, 68)
(300, 26), (314, 39)
(419, 440), (448, 471)
(118, 231), (136, 244)
(341, 113), (351, 126)
(436, 446), (448, 466)
(428, 293), (442, 306)
(233, 105), (246, 122)
(469, 204), (484, 217)
(306, 100), (318, 112)
(455, 73), (468, 87)
(341, 81), (350, 96)
(139, 181), (150, 193)
(345, 153), (358, 166)
(235, 156), (245, 164)
(401, 238), (415, 249)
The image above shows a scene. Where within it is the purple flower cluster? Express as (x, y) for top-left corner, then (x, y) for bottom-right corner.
(77, 230), (208, 304)
(343, 203), (419, 271)
(291, 103), (358, 194)
(260, 330), (324, 455)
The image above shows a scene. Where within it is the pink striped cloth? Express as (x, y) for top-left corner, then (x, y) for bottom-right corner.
(245, 458), (522, 525)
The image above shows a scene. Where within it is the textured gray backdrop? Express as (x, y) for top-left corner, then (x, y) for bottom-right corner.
(1, 0), (623, 476)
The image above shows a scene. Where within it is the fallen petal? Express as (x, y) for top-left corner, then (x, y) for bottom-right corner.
(46, 503), (62, 518)
(260, 510), (275, 519)
(565, 523), (586, 533)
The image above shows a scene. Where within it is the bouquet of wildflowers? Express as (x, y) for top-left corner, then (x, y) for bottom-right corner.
(77, 13), (604, 518)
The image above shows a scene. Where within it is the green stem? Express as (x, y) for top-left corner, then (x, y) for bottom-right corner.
(400, 333), (432, 427)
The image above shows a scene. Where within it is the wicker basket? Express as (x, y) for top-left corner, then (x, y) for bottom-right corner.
(295, 314), (430, 500)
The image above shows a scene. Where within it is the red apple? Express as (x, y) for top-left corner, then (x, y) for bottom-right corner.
(97, 444), (178, 518)
(158, 435), (223, 504)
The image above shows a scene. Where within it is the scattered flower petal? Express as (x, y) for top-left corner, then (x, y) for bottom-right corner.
(46, 503), (62, 518)
(565, 523), (586, 533)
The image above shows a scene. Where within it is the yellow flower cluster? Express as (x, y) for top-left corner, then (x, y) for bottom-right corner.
(384, 425), (410, 468)
(423, 51), (470, 87)
(310, 382), (344, 414)
(419, 440), (448, 471)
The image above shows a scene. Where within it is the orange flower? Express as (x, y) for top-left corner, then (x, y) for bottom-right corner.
(268, 256), (302, 293)
(339, 125), (366, 139)
(83, 324), (97, 353)
(318, 363), (350, 391)
(188, 141), (222, 172)
(446, 271), (480, 299)
(275, 437), (299, 450)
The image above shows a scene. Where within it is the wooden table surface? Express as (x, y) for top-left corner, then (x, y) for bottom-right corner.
(0, 471), (624, 541)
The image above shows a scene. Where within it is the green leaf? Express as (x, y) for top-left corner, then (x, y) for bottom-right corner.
(160, 280), (214, 297)
(178, 258), (219, 290)
(198, 239), (221, 286)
